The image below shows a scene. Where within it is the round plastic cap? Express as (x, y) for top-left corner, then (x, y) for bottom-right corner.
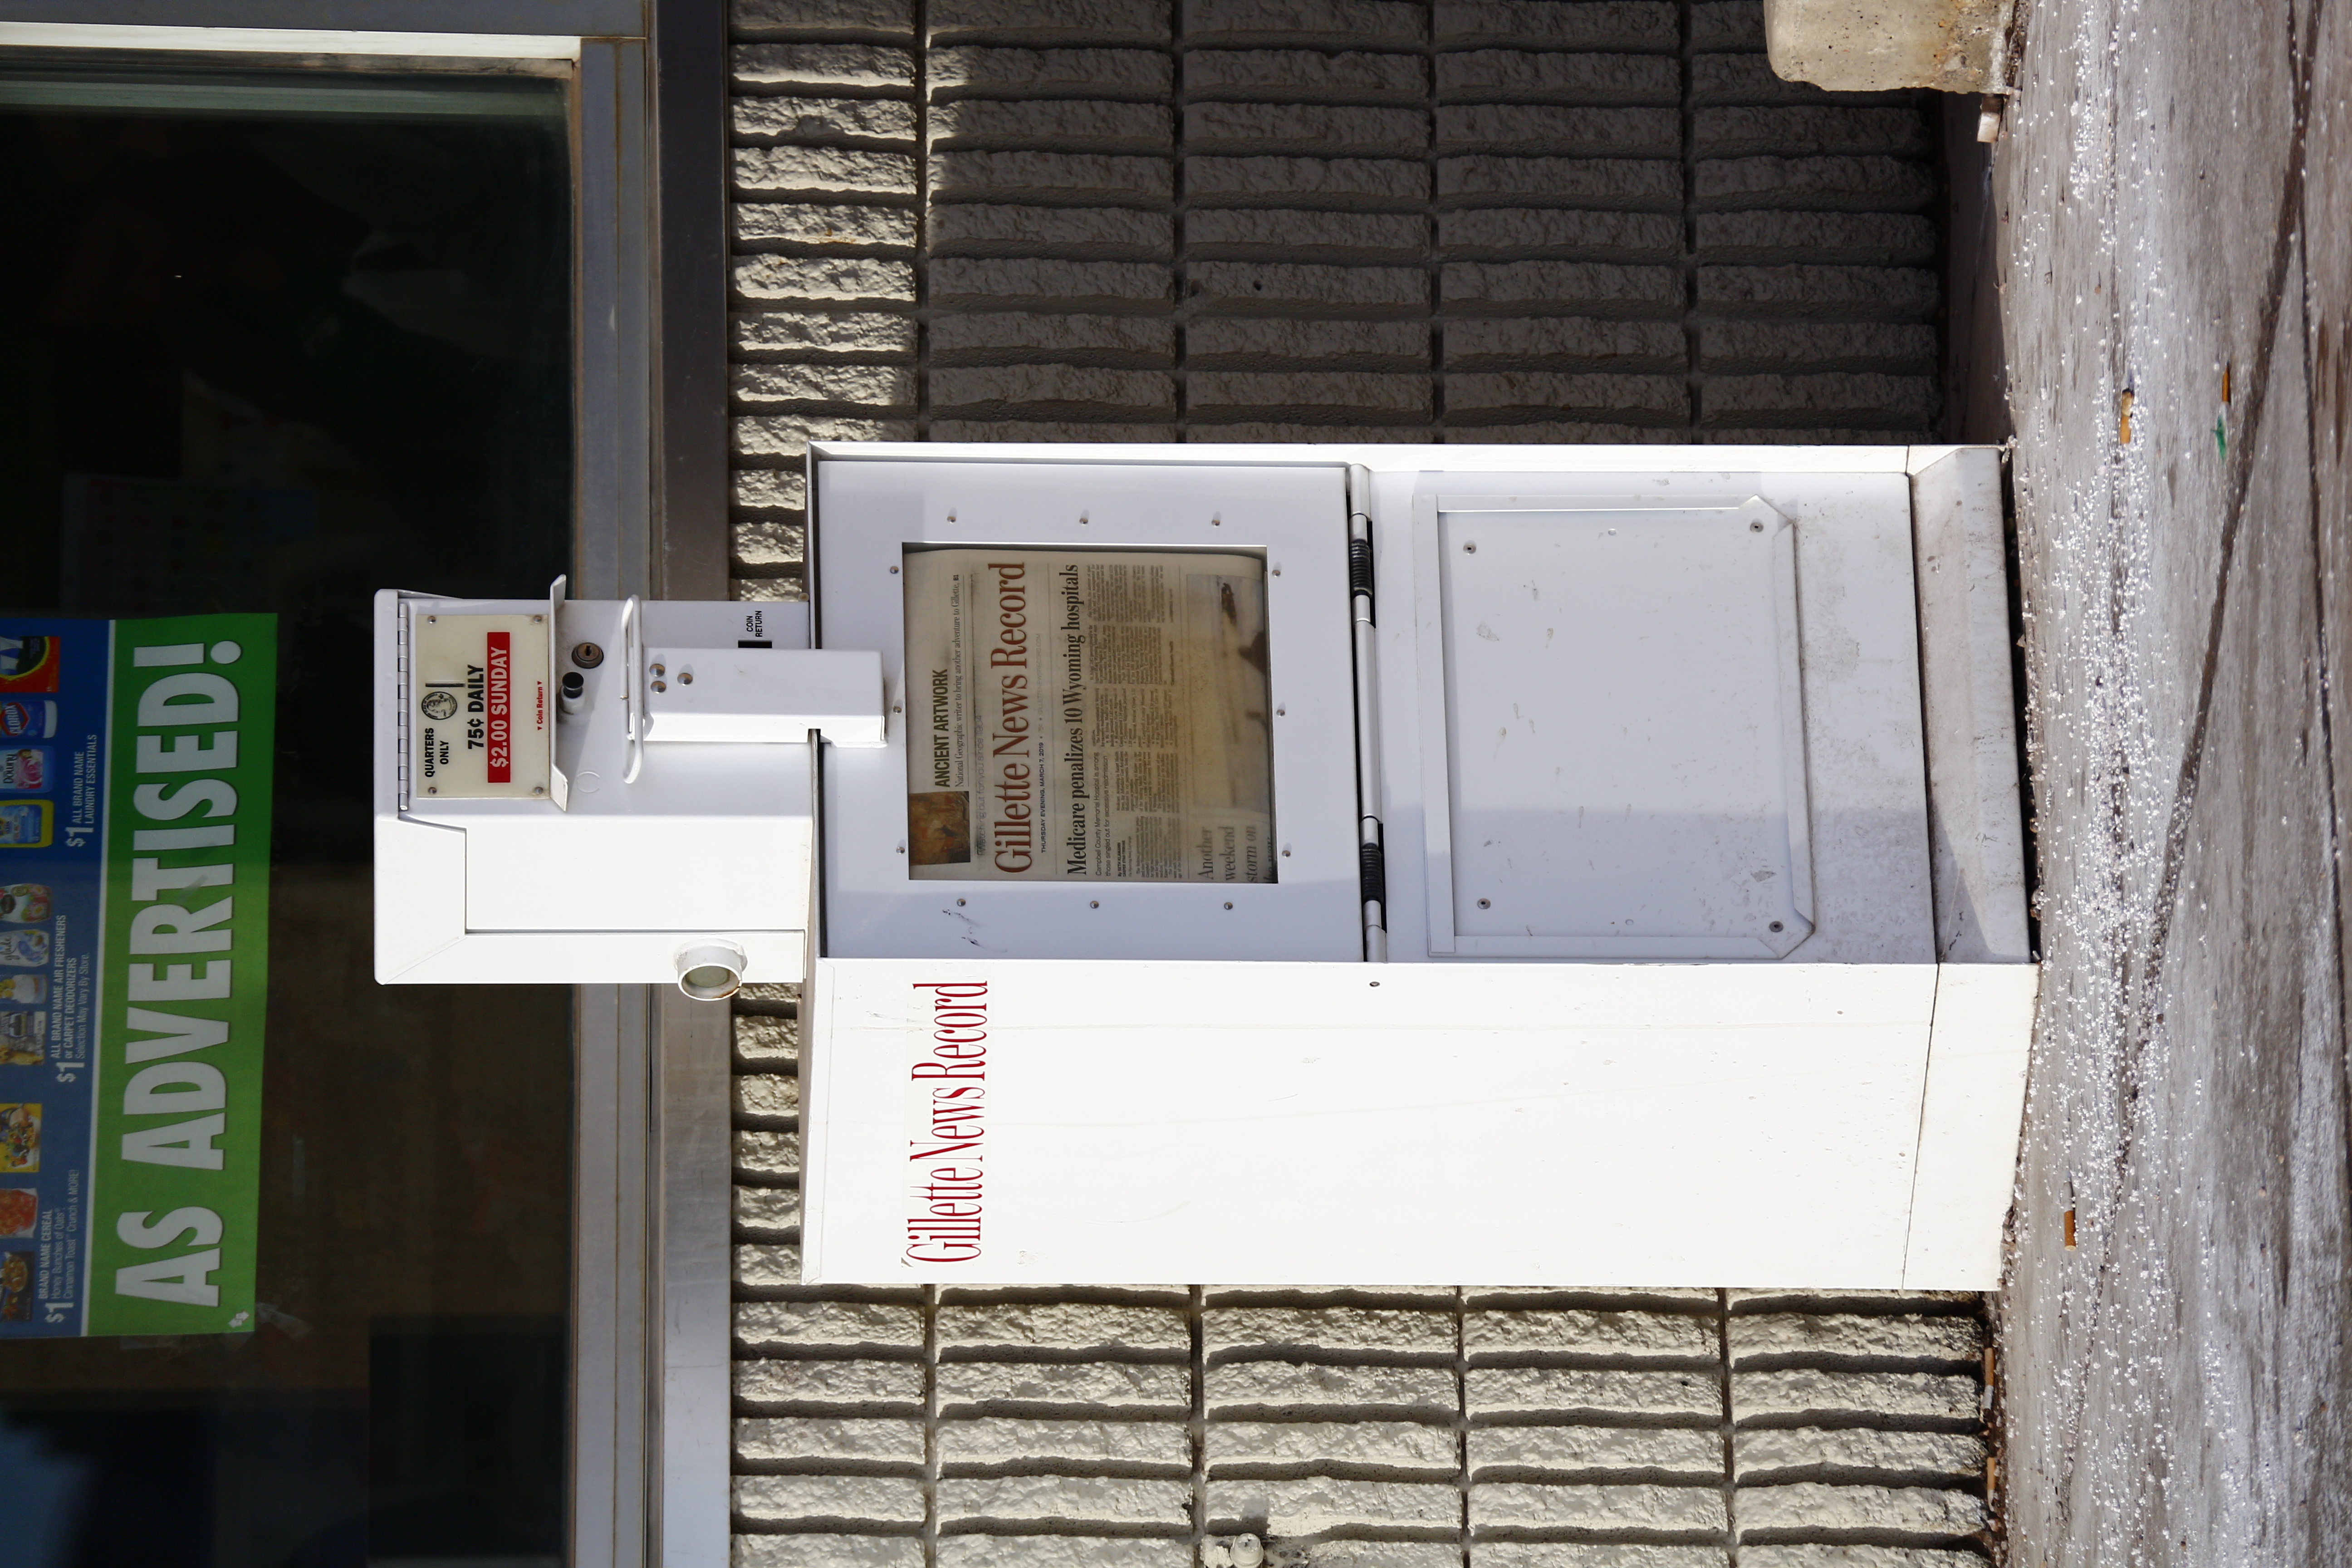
(674, 939), (748, 1001)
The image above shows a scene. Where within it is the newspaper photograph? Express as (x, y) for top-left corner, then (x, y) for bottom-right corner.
(904, 547), (1276, 883)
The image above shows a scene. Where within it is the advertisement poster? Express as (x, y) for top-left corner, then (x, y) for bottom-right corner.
(0, 615), (275, 1337)
(902, 548), (1276, 883)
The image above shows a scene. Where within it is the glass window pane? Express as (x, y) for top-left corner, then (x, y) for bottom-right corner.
(0, 59), (575, 1568)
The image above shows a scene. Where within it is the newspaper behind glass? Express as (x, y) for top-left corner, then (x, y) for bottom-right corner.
(903, 548), (1276, 882)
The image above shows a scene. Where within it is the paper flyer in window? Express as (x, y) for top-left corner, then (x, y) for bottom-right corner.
(902, 548), (1277, 883)
(0, 614), (276, 1338)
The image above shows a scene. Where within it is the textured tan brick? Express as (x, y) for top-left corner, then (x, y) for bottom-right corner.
(1184, 47), (1425, 95)
(1188, 370), (1432, 416)
(735, 1415), (924, 1463)
(733, 1242), (803, 1288)
(736, 1357), (924, 1406)
(929, 150), (1172, 203)
(937, 1541), (1186, 1568)
(1732, 1369), (1980, 1423)
(733, 1128), (800, 1177)
(1701, 374), (1938, 426)
(733, 416), (916, 457)
(1188, 261), (1426, 309)
(1470, 1424), (1723, 1475)
(927, 45), (1171, 93)
(735, 145), (919, 197)
(735, 1299), (924, 1350)
(734, 1010), (801, 1061)
(1440, 206), (1682, 257)
(929, 0), (1170, 40)
(732, 43), (914, 88)
(733, 516), (807, 567)
(1693, 156), (1936, 210)
(1438, 154), (1681, 205)
(1728, 1313), (1985, 1365)
(735, 311), (915, 358)
(1186, 206), (1425, 255)
(1736, 1549), (1984, 1568)
(735, 1474), (925, 1525)
(939, 1416), (1189, 1465)
(732, 575), (809, 602)
(928, 312), (1175, 358)
(1206, 1360), (1457, 1413)
(1186, 316), (1428, 362)
(1184, 0), (1426, 44)
(1448, 371), (1688, 417)
(1473, 1481), (1727, 1530)
(1206, 1476), (1460, 1531)
(1694, 106), (1933, 159)
(928, 258), (1171, 304)
(734, 362), (916, 409)
(735, 203), (918, 249)
(734, 1183), (802, 1235)
(733, 1536), (921, 1568)
(734, 254), (917, 304)
(1467, 1308), (1717, 1359)
(1437, 103), (1680, 155)
(939, 1301), (1187, 1350)
(1735, 1483), (1986, 1538)
(1696, 265), (1939, 317)
(938, 1360), (1190, 1409)
(937, 1475), (1192, 1525)
(931, 364), (1176, 412)
(733, 0), (913, 35)
(1468, 1366), (1720, 1418)
(1436, 47), (1679, 99)
(733, 96), (918, 143)
(1184, 101), (1425, 155)
(931, 98), (1171, 146)
(1472, 1546), (1729, 1568)
(1435, 1), (1680, 49)
(733, 1072), (801, 1121)
(1206, 1420), (1457, 1470)
(929, 204), (1173, 253)
(1443, 316), (1686, 366)
(1733, 1427), (1988, 1481)
(1186, 155), (1428, 202)
(927, 420), (1180, 442)
(1205, 1305), (1455, 1354)
(1443, 260), (1680, 311)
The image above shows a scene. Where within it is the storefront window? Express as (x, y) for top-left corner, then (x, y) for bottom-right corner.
(0, 59), (575, 1568)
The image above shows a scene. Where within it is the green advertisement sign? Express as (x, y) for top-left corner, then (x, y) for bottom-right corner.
(0, 614), (274, 1336)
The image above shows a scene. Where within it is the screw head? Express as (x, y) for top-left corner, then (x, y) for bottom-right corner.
(1223, 901), (1234, 910)
(956, 897), (966, 906)
(1463, 541), (1477, 553)
(1750, 520), (1764, 533)
(1089, 900), (1100, 909)
(1477, 897), (1491, 909)
(1769, 920), (1785, 932)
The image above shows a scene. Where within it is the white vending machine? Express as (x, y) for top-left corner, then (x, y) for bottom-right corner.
(373, 444), (2034, 1290)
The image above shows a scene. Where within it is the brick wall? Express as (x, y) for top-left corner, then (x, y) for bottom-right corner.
(721, 5), (1981, 1562)
(723, 0), (1944, 601)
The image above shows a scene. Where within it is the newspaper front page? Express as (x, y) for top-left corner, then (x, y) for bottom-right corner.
(903, 548), (1276, 882)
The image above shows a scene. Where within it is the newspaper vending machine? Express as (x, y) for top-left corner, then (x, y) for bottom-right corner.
(373, 444), (2035, 1289)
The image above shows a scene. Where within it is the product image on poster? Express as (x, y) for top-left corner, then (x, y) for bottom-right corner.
(0, 804), (51, 848)
(903, 547), (1276, 884)
(0, 614), (276, 1338)
(0, 1105), (39, 1172)
(0, 637), (58, 694)
(0, 749), (48, 793)
(0, 701), (58, 740)
(0, 1012), (44, 1066)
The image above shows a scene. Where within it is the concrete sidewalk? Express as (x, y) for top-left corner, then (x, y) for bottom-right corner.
(1990, 0), (2352, 1560)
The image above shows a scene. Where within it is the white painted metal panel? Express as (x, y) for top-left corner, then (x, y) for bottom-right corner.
(803, 958), (1939, 1287)
(1903, 962), (2038, 1288)
(1425, 495), (1813, 959)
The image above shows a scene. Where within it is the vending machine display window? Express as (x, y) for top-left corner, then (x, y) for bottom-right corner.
(900, 546), (1277, 886)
